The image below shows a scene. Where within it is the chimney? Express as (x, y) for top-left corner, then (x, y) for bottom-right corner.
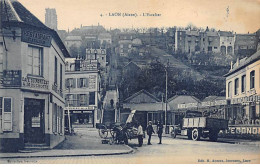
(230, 61), (233, 70)
(236, 57), (240, 67)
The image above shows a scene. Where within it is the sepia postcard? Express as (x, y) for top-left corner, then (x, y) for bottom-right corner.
(0, 0), (260, 164)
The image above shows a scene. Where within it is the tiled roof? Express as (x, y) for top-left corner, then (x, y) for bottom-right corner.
(235, 34), (257, 46)
(224, 50), (260, 76)
(202, 96), (225, 102)
(206, 31), (218, 37)
(124, 89), (161, 103)
(1, 0), (48, 29)
(1, 0), (70, 57)
(219, 31), (234, 37)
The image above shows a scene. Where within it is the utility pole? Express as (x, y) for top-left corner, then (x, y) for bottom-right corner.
(165, 66), (168, 134)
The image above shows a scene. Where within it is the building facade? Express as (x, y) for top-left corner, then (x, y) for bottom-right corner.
(224, 51), (260, 125)
(0, 0), (69, 152)
(219, 31), (235, 56)
(45, 8), (58, 31)
(234, 34), (258, 58)
(64, 58), (101, 127)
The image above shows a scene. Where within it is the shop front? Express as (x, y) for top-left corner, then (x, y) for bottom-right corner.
(24, 98), (45, 144)
(65, 106), (96, 128)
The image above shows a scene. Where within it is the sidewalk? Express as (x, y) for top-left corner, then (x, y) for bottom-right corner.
(0, 128), (133, 159)
(163, 133), (260, 146)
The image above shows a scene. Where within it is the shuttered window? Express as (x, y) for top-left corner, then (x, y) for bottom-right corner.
(2, 97), (12, 131)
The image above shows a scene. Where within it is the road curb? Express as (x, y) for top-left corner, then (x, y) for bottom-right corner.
(0, 145), (134, 159)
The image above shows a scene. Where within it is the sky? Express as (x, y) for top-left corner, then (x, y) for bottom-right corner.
(18, 0), (260, 33)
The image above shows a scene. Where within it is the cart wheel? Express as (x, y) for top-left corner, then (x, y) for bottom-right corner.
(171, 130), (177, 138)
(209, 130), (218, 142)
(98, 125), (108, 138)
(192, 128), (200, 141)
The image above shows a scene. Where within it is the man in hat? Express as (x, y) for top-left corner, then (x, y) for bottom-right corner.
(157, 121), (163, 144)
(137, 122), (144, 147)
(146, 121), (155, 145)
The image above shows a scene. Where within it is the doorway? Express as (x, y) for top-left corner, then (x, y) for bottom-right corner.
(24, 98), (45, 143)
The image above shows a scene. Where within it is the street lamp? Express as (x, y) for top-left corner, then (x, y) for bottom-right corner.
(164, 65), (168, 134)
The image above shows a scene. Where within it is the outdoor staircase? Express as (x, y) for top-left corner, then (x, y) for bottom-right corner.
(102, 88), (119, 123)
(18, 143), (50, 153)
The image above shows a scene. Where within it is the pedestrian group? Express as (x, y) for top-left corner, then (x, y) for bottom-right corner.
(137, 121), (163, 147)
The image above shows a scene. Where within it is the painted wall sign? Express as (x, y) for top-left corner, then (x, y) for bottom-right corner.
(220, 126), (260, 136)
(21, 28), (52, 47)
(64, 106), (95, 110)
(231, 95), (260, 104)
(22, 77), (49, 90)
(177, 100), (227, 109)
(2, 70), (21, 87)
(64, 110), (93, 114)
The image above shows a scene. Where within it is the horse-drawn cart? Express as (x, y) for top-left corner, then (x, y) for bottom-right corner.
(97, 110), (138, 145)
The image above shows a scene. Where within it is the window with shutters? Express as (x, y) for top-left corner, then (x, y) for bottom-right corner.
(27, 45), (43, 76)
(52, 103), (57, 133)
(79, 94), (88, 106)
(78, 78), (88, 88)
(2, 97), (12, 131)
(66, 78), (76, 88)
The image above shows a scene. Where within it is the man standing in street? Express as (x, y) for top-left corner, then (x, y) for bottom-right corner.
(146, 121), (154, 145)
(157, 121), (163, 144)
(137, 123), (143, 147)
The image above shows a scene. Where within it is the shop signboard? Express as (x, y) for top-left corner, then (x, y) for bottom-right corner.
(2, 70), (21, 87)
(21, 27), (52, 47)
(22, 77), (49, 90)
(231, 95), (260, 105)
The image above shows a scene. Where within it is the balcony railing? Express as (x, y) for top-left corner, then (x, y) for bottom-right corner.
(52, 83), (63, 97)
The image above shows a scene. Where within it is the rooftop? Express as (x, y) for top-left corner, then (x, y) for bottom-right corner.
(224, 50), (260, 77)
(65, 36), (82, 41)
(1, 0), (70, 57)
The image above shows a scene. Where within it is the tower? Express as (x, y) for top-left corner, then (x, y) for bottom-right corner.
(45, 8), (57, 30)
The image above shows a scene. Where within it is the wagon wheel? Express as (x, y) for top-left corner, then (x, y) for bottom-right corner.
(192, 128), (200, 141)
(98, 125), (108, 139)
